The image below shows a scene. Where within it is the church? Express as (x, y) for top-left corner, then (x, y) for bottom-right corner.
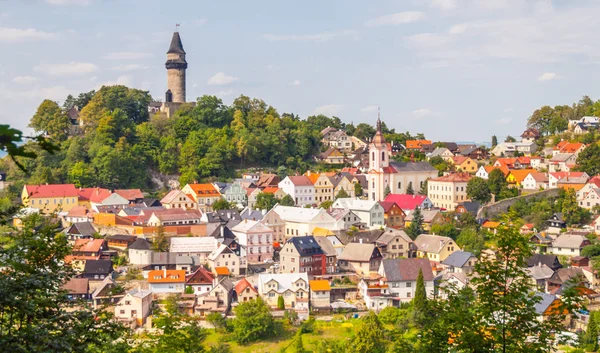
(368, 118), (438, 201)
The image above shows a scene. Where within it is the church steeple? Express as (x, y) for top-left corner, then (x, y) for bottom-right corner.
(376, 107), (382, 132)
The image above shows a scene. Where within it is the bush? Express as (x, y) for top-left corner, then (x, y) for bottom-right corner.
(378, 307), (401, 325)
(207, 312), (228, 332)
(300, 317), (315, 334)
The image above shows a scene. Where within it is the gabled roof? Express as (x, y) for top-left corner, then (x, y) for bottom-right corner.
(388, 161), (437, 173)
(528, 172), (549, 182)
(441, 251), (475, 268)
(414, 234), (456, 254)
(381, 258), (434, 282)
(287, 236), (324, 256)
(128, 288), (152, 299)
(148, 269), (186, 283)
(24, 184), (78, 198)
(83, 259), (113, 275)
(91, 276), (118, 299)
(526, 264), (555, 280)
(129, 238), (151, 250)
(314, 236), (337, 257)
(507, 169), (537, 183)
(66, 206), (92, 218)
(186, 266), (215, 285)
(431, 172), (472, 183)
(257, 273), (309, 293)
(405, 209), (441, 223)
(77, 187), (112, 203)
(161, 189), (193, 204)
(185, 183), (220, 196)
(231, 219), (272, 233)
(549, 172), (588, 180)
(62, 278), (89, 294)
(376, 228), (412, 245)
(73, 238), (105, 253)
(286, 175), (313, 187)
(383, 194), (429, 210)
(114, 189), (143, 201)
(208, 244), (234, 261)
(332, 198), (380, 212)
(309, 280), (331, 291)
(235, 278), (257, 295)
(67, 222), (96, 236)
(338, 243), (379, 262)
(456, 201), (480, 215)
(405, 140), (432, 149)
(272, 206), (334, 223)
(552, 233), (588, 249)
(534, 293), (559, 315)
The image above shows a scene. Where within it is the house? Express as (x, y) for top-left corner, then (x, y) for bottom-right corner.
(522, 172), (549, 190)
(319, 147), (345, 164)
(222, 180), (247, 206)
(169, 236), (218, 261)
(312, 173), (336, 205)
(528, 232), (555, 253)
(143, 253), (200, 276)
(427, 172), (472, 211)
(459, 145), (489, 160)
(414, 234), (460, 262)
(115, 289), (153, 326)
(338, 242), (383, 275)
(181, 183), (222, 212)
(553, 141), (585, 156)
(526, 264), (555, 291)
(234, 278), (259, 304)
(65, 206), (94, 224)
(520, 223), (536, 234)
(147, 209), (202, 227)
(148, 269), (186, 294)
(548, 154), (577, 172)
(476, 165), (509, 180)
(547, 268), (589, 293)
(321, 128), (353, 152)
(231, 219), (274, 263)
(264, 205), (339, 240)
(428, 147), (454, 162)
(534, 293), (564, 322)
(454, 201), (480, 216)
(376, 228), (415, 259)
(441, 251), (477, 274)
(313, 236), (338, 274)
(309, 280), (332, 309)
(278, 176), (315, 206)
(331, 173), (357, 199)
(185, 266), (216, 295)
(208, 244), (240, 276)
(128, 238), (153, 266)
(550, 233), (591, 257)
(255, 174), (281, 189)
(257, 273), (310, 310)
(332, 198), (385, 229)
(378, 201), (406, 228)
(195, 278), (234, 316)
(114, 189), (144, 204)
(77, 187), (129, 211)
(72, 238), (107, 258)
(327, 208), (362, 230)
(527, 254), (563, 271)
(91, 276), (125, 309)
(547, 213), (567, 233)
(383, 194), (433, 212)
(65, 222), (96, 241)
(62, 278), (90, 300)
(521, 128), (541, 143)
(450, 156), (478, 173)
(557, 175), (590, 192)
(378, 258), (435, 303)
(105, 234), (137, 249)
(280, 236), (326, 276)
(160, 189), (197, 210)
(404, 209), (443, 231)
(405, 139), (432, 150)
(549, 172), (589, 189)
(506, 169), (537, 187)
(81, 259), (113, 281)
(22, 184), (79, 214)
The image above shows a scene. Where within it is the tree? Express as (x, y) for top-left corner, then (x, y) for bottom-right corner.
(405, 182), (413, 195)
(583, 311), (599, 351)
(418, 179), (428, 195)
(406, 207), (424, 239)
(488, 168), (508, 196)
(206, 312), (228, 332)
(576, 143), (600, 177)
(212, 198), (233, 211)
(377, 306), (402, 325)
(504, 135), (516, 143)
(29, 99), (71, 141)
(561, 187), (591, 226)
(277, 295), (285, 310)
(232, 298), (276, 344)
(410, 269), (428, 327)
(354, 182), (363, 197)
(279, 194), (296, 206)
(320, 200), (334, 209)
(292, 331), (305, 353)
(466, 177), (492, 204)
(0, 214), (126, 352)
(350, 311), (386, 353)
(208, 343), (233, 353)
(492, 135), (498, 147)
(255, 192), (277, 211)
(456, 227), (486, 256)
(336, 189), (349, 199)
(152, 225), (169, 252)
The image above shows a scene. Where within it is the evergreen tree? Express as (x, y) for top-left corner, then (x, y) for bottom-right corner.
(406, 207), (424, 239)
(279, 194), (296, 206)
(406, 182), (414, 195)
(384, 184), (392, 197)
(256, 192), (278, 210)
(584, 311), (599, 351)
(418, 180), (428, 195)
(336, 189), (349, 199)
(349, 311), (386, 353)
(277, 295), (285, 310)
(410, 269), (428, 327)
(354, 182), (363, 197)
(492, 135), (498, 147)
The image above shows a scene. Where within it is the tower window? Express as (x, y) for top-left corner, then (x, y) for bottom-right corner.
(382, 152), (385, 161)
(372, 152), (375, 161)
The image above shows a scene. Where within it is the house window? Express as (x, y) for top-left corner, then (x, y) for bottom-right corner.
(406, 282), (412, 288)
(407, 292), (411, 298)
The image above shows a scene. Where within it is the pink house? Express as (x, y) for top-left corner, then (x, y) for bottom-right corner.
(232, 219), (274, 264)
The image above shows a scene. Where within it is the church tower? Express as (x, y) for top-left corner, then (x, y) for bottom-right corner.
(165, 32), (187, 103)
(368, 114), (391, 201)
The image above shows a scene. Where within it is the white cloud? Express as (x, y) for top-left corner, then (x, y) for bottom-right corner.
(103, 52), (152, 60)
(412, 108), (433, 117)
(291, 80), (301, 86)
(216, 89), (234, 97)
(365, 11), (425, 27)
(34, 62), (99, 76)
(18, 85), (72, 101)
(111, 64), (149, 72)
(538, 72), (557, 81)
(360, 105), (378, 113)
(89, 76), (97, 82)
(99, 75), (133, 88)
(313, 104), (344, 116)
(494, 118), (512, 125)
(431, 0), (458, 11)
(262, 30), (358, 42)
(45, 0), (93, 5)
(207, 72), (239, 86)
(12, 76), (37, 84)
(0, 27), (57, 42)
(448, 24), (467, 35)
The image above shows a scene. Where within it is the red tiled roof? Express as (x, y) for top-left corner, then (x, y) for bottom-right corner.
(186, 267), (215, 285)
(114, 189), (143, 201)
(148, 270), (186, 283)
(234, 278), (257, 295)
(186, 183), (220, 196)
(67, 205), (92, 217)
(288, 176), (313, 186)
(73, 239), (104, 253)
(378, 201), (402, 213)
(77, 187), (112, 203)
(431, 172), (472, 182)
(549, 172), (587, 180)
(25, 184), (78, 198)
(384, 194), (428, 210)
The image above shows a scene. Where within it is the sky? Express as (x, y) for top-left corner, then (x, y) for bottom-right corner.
(1, 0), (600, 142)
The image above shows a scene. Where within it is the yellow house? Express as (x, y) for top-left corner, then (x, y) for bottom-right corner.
(506, 169), (537, 188)
(22, 184), (79, 214)
(451, 156), (478, 174)
(414, 234), (460, 262)
(313, 173), (336, 205)
(331, 174), (356, 198)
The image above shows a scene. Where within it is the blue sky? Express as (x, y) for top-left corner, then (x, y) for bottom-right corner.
(1, 0), (600, 141)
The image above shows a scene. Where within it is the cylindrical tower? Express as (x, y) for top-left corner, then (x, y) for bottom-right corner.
(165, 32), (187, 103)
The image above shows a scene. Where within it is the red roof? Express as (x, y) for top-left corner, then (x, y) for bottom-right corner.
(73, 238), (104, 253)
(431, 172), (472, 182)
(24, 184), (78, 198)
(234, 278), (257, 295)
(114, 189), (143, 201)
(384, 194), (428, 210)
(66, 205), (92, 217)
(186, 266), (215, 285)
(287, 176), (313, 186)
(378, 201), (403, 213)
(77, 187), (112, 203)
(549, 172), (587, 180)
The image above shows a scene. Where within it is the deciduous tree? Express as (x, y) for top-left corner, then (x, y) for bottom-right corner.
(466, 176), (492, 204)
(349, 311), (386, 353)
(232, 298), (276, 344)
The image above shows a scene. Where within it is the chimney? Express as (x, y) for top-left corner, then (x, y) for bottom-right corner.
(220, 225), (224, 239)
(359, 239), (363, 244)
(163, 268), (167, 278)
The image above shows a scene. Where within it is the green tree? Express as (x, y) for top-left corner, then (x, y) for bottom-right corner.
(583, 311), (599, 351)
(456, 227), (485, 256)
(466, 176), (492, 204)
(488, 168), (508, 196)
(406, 207), (424, 239)
(212, 198), (233, 211)
(576, 143), (600, 177)
(152, 225), (169, 252)
(208, 343), (233, 353)
(232, 298), (276, 344)
(29, 99), (71, 141)
(492, 135), (498, 147)
(277, 295), (285, 310)
(405, 182), (413, 195)
(0, 214), (126, 352)
(256, 192), (278, 210)
(336, 189), (349, 199)
(320, 200), (334, 209)
(63, 90), (95, 111)
(410, 269), (428, 327)
(292, 331), (305, 353)
(418, 179), (428, 195)
(354, 182), (363, 197)
(505, 135), (516, 143)
(378, 306), (401, 325)
(350, 311), (386, 353)
(279, 194), (296, 206)
(206, 312), (228, 332)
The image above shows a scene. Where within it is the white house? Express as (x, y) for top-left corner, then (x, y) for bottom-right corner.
(257, 273), (310, 311)
(378, 258), (435, 303)
(147, 269), (186, 294)
(231, 219), (274, 263)
(278, 176), (315, 206)
(208, 244), (240, 276)
(169, 237), (219, 261)
(579, 188), (600, 210)
(548, 154), (577, 173)
(522, 172), (549, 191)
(114, 289), (153, 326)
(160, 189), (196, 210)
(267, 205), (339, 239)
(128, 238), (153, 266)
(550, 233), (591, 257)
(549, 172), (589, 189)
(331, 198), (385, 229)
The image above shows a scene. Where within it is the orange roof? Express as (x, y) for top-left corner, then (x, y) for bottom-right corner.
(235, 278), (257, 295)
(431, 172), (472, 182)
(521, 223), (534, 229)
(114, 189), (144, 201)
(186, 183), (220, 196)
(406, 139), (432, 149)
(451, 156), (470, 165)
(66, 205), (92, 217)
(482, 221), (500, 229)
(559, 142), (584, 154)
(73, 238), (104, 253)
(262, 187), (279, 194)
(507, 169), (537, 183)
(309, 280), (331, 291)
(148, 270), (186, 283)
(24, 184), (78, 198)
(215, 267), (230, 276)
(304, 172), (320, 184)
(554, 141), (569, 150)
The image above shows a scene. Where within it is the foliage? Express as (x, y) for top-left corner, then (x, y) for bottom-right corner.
(354, 182), (363, 197)
(184, 285), (194, 294)
(336, 189), (349, 200)
(456, 227), (486, 256)
(405, 182), (413, 195)
(410, 269), (428, 328)
(0, 124), (59, 172)
(291, 330), (305, 353)
(320, 200), (334, 209)
(63, 90), (95, 111)
(429, 156), (451, 176)
(406, 207), (424, 239)
(562, 188), (592, 226)
(583, 311), (599, 351)
(350, 311), (386, 353)
(277, 295), (285, 310)
(207, 343), (233, 353)
(418, 179), (428, 195)
(378, 306), (403, 325)
(576, 143), (600, 180)
(279, 194), (296, 207)
(466, 176), (492, 204)
(492, 135), (498, 147)
(505, 135), (516, 142)
(283, 310), (299, 326)
(527, 96), (595, 135)
(487, 168), (508, 196)
(206, 312), (228, 332)
(232, 298), (276, 344)
(152, 225), (169, 252)
(212, 198), (235, 211)
(430, 222), (459, 240)
(0, 214), (127, 352)
(256, 192), (278, 211)
(582, 244), (600, 258)
(29, 99), (71, 141)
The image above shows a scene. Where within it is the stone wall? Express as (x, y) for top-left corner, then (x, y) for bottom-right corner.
(477, 188), (562, 219)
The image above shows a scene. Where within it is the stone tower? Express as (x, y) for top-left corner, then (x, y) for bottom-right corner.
(165, 32), (187, 103)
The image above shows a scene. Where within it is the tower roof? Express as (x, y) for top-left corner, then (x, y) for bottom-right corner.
(372, 116), (387, 147)
(167, 32), (186, 54)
